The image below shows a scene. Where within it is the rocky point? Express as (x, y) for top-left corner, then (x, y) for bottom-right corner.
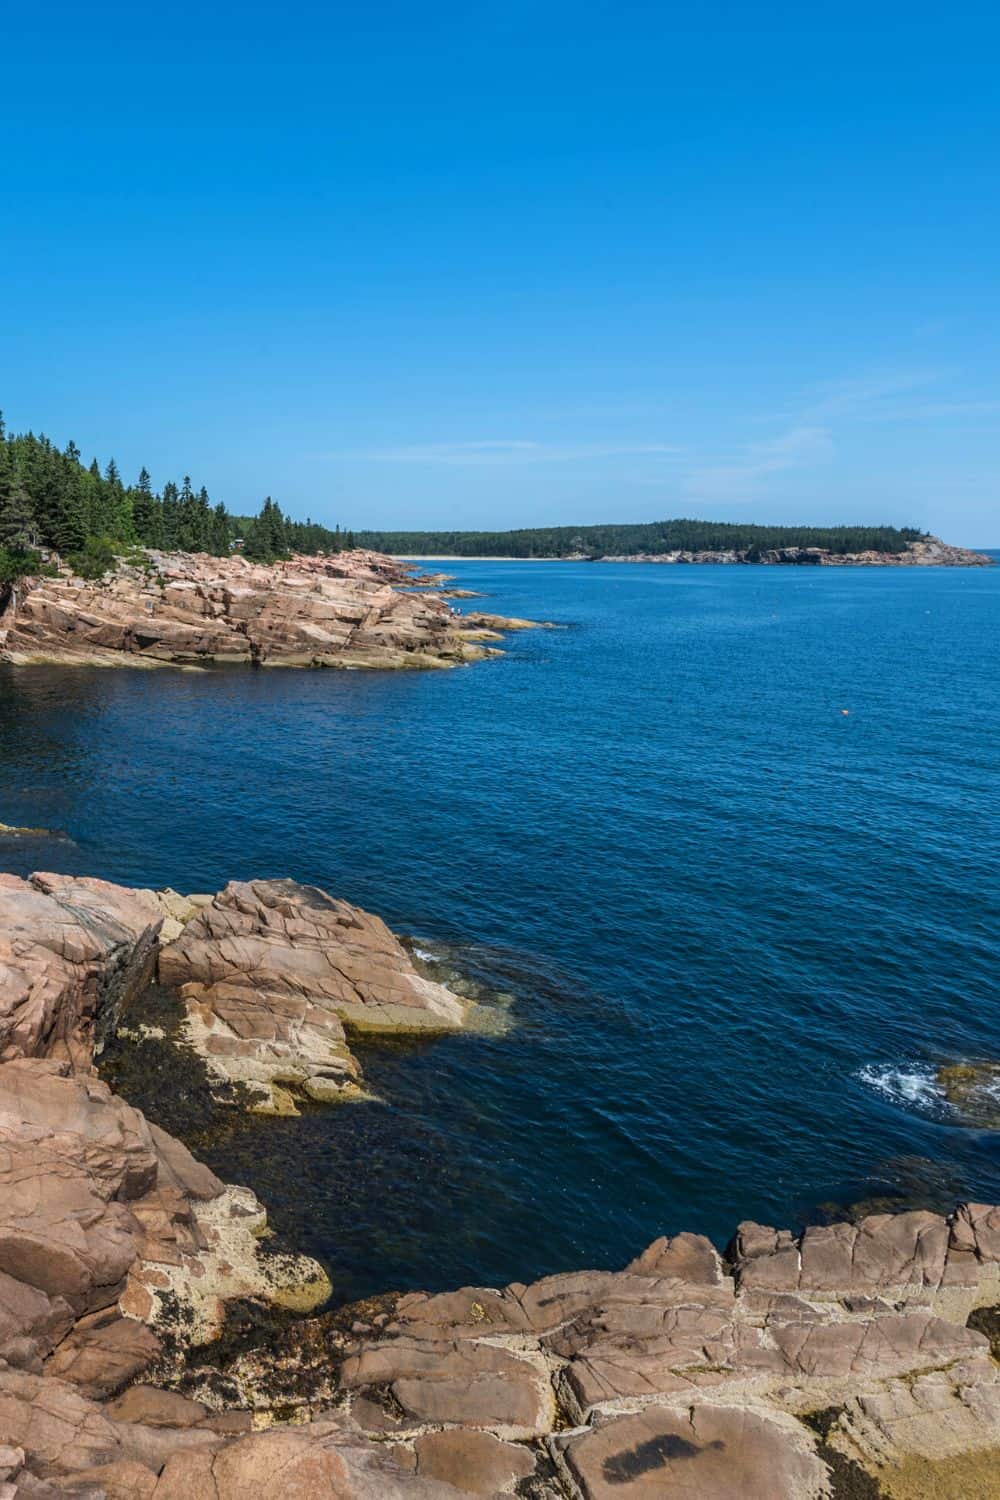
(0, 869), (998, 1498)
(0, 549), (544, 670)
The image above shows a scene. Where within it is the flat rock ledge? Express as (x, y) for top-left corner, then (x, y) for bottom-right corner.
(0, 549), (547, 670)
(2, 872), (1000, 1497)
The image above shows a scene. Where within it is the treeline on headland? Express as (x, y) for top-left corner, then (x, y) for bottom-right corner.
(0, 416), (354, 583)
(355, 520), (925, 559)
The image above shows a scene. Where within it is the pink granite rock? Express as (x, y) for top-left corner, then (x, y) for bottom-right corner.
(557, 1403), (830, 1499)
(0, 875), (162, 1068)
(157, 879), (471, 1111)
(150, 1423), (465, 1499)
(0, 551), (529, 671)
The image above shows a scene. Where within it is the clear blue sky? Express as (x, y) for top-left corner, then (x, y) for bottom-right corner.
(1, 2), (998, 541)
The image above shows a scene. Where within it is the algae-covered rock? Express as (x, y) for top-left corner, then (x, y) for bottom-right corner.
(937, 1061), (1000, 1128)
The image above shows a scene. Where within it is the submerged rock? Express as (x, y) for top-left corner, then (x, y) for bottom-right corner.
(936, 1061), (1000, 1129)
(0, 549), (537, 670)
(0, 823), (72, 841)
(457, 611), (554, 633)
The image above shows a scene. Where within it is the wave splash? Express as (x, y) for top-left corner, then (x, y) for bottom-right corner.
(857, 1064), (946, 1115)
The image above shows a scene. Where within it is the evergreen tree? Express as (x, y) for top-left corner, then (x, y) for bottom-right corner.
(132, 468), (164, 546)
(0, 445), (38, 552)
(210, 501), (231, 555)
(161, 481), (181, 548)
(0, 415), (356, 566)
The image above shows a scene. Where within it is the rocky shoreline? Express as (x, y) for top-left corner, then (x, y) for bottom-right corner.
(0, 550), (547, 671)
(600, 536), (994, 567)
(0, 869), (998, 1497)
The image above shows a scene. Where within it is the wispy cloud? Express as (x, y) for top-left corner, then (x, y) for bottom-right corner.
(699, 364), (998, 503)
(684, 425), (835, 502)
(344, 439), (682, 467)
(801, 367), (947, 420)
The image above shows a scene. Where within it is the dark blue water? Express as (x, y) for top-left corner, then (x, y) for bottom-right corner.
(2, 560), (999, 1300)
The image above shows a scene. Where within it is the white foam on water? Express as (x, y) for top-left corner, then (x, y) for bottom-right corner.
(857, 1064), (945, 1113)
(411, 944), (439, 963)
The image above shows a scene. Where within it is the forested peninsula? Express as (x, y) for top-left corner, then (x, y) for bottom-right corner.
(356, 520), (945, 559)
(357, 520), (994, 566)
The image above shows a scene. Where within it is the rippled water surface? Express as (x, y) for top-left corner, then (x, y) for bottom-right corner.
(2, 560), (999, 1299)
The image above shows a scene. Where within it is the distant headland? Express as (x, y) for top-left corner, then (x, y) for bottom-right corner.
(357, 521), (994, 566)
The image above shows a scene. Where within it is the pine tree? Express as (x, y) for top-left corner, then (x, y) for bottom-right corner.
(51, 473), (87, 555)
(132, 468), (163, 547)
(161, 482), (181, 549)
(0, 446), (38, 552)
(210, 501), (230, 555)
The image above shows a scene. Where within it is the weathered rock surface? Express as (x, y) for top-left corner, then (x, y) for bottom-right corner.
(0, 550), (535, 670)
(411, 1428), (535, 1493)
(555, 1403), (830, 1499)
(0, 874), (163, 1069)
(157, 879), (472, 1113)
(3, 868), (1000, 1495)
(156, 1205), (998, 1497)
(0, 1058), (328, 1366)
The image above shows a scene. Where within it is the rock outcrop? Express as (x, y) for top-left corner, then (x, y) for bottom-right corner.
(175, 1208), (1000, 1497)
(0, 868), (481, 1120)
(1, 1205), (986, 1498)
(0, 872), (335, 1472)
(157, 879), (472, 1113)
(0, 550), (542, 670)
(2, 870), (999, 1496)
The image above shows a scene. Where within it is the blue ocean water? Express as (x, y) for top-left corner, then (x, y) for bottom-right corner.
(2, 560), (999, 1300)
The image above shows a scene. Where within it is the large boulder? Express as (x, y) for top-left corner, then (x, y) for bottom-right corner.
(727, 1205), (1000, 1318)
